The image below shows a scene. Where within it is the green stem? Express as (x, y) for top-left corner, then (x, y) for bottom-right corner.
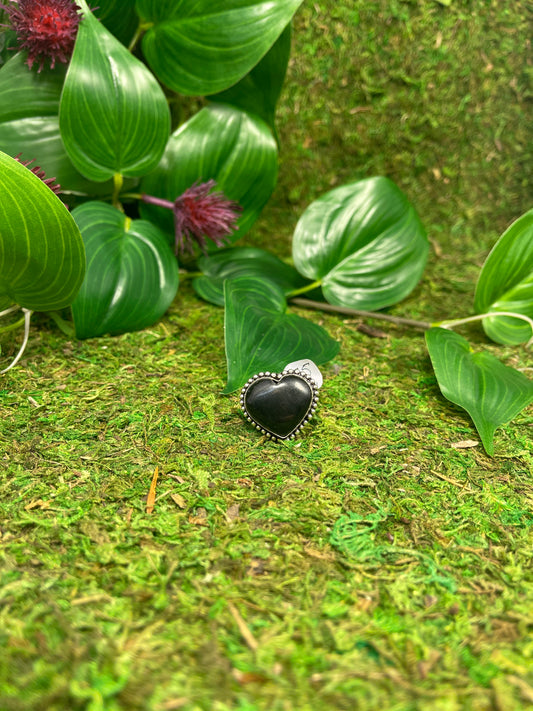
(289, 297), (432, 330)
(112, 173), (124, 210)
(0, 314), (26, 335)
(286, 280), (322, 298)
(179, 270), (203, 280)
(127, 21), (152, 53)
(436, 311), (533, 347)
(120, 192), (143, 201)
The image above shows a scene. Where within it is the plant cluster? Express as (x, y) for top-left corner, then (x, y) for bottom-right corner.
(0, 0), (531, 454)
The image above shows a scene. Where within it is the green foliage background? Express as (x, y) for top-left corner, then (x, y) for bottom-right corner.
(1, 1), (532, 710)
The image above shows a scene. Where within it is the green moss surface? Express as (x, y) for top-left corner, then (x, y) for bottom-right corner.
(1, 1), (532, 709)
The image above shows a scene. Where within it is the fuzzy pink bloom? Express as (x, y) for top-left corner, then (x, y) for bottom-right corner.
(14, 152), (61, 194)
(143, 180), (242, 255)
(1, 0), (81, 72)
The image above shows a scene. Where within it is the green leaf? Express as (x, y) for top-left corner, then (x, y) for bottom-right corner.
(0, 150), (85, 311)
(59, 2), (170, 182)
(474, 209), (533, 345)
(209, 25), (292, 134)
(71, 202), (178, 339)
(425, 327), (533, 455)
(93, 0), (139, 46)
(0, 52), (66, 122)
(292, 177), (428, 311)
(0, 52), (118, 196)
(140, 104), (278, 246)
(223, 276), (339, 393)
(193, 246), (309, 306)
(136, 0), (303, 96)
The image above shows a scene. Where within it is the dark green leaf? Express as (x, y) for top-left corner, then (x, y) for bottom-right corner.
(93, 0), (139, 46)
(292, 177), (428, 311)
(209, 26), (291, 134)
(71, 202), (178, 338)
(474, 209), (533, 345)
(136, 0), (303, 95)
(60, 1), (170, 181)
(140, 104), (278, 246)
(0, 150), (85, 311)
(425, 327), (533, 455)
(223, 276), (339, 392)
(193, 247), (309, 306)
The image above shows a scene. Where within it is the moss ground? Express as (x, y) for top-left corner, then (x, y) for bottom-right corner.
(1, 1), (532, 710)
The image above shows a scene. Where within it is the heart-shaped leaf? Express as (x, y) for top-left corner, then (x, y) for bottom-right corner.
(474, 209), (533, 345)
(136, 0), (303, 96)
(0, 150), (85, 311)
(140, 104), (278, 246)
(71, 202), (178, 338)
(224, 276), (339, 393)
(193, 247), (309, 306)
(292, 177), (428, 311)
(425, 327), (533, 455)
(209, 25), (292, 134)
(60, 1), (170, 182)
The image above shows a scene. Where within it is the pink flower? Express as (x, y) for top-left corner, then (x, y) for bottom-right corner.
(14, 152), (61, 195)
(142, 180), (242, 255)
(1, 0), (81, 72)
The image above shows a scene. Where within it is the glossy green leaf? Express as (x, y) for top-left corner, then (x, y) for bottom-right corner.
(193, 246), (309, 306)
(140, 104), (278, 245)
(425, 327), (533, 455)
(474, 209), (533, 345)
(224, 276), (339, 392)
(60, 1), (170, 181)
(0, 51), (65, 122)
(0, 150), (85, 311)
(292, 177), (428, 311)
(71, 202), (178, 339)
(209, 26), (291, 133)
(0, 52), (118, 196)
(94, 0), (139, 46)
(137, 0), (302, 96)
(0, 117), (118, 196)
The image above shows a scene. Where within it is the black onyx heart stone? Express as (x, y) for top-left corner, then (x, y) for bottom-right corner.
(241, 371), (318, 441)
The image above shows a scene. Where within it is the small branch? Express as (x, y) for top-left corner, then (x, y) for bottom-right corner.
(289, 297), (432, 330)
(127, 20), (152, 53)
(1, 309), (33, 374)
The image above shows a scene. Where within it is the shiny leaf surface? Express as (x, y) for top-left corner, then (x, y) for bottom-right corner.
(137, 0), (303, 95)
(71, 202), (178, 338)
(0, 150), (85, 311)
(140, 104), (277, 246)
(292, 177), (428, 310)
(60, 2), (170, 181)
(193, 247), (308, 306)
(224, 276), (339, 392)
(474, 209), (533, 345)
(209, 26), (291, 133)
(426, 327), (533, 455)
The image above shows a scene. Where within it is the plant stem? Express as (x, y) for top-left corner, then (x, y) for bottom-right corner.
(286, 280), (323, 298)
(289, 297), (432, 330)
(127, 21), (152, 53)
(112, 173), (124, 210)
(0, 309), (32, 374)
(437, 311), (533, 347)
(0, 315), (26, 335)
(0, 305), (20, 319)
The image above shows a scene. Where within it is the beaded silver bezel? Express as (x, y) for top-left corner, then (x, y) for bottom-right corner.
(239, 368), (319, 442)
